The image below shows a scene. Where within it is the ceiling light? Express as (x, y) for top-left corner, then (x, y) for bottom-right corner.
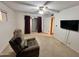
(39, 10), (43, 14)
(38, 6), (47, 14)
(43, 6), (47, 11)
(37, 7), (39, 10)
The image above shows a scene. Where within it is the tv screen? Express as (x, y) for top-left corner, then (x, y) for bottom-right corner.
(60, 20), (79, 31)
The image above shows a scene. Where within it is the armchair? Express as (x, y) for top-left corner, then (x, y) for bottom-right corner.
(9, 37), (39, 57)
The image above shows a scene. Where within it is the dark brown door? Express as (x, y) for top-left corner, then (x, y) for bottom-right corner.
(24, 15), (30, 34)
(37, 17), (42, 32)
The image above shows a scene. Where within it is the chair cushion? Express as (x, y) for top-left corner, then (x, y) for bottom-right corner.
(14, 37), (28, 49)
(14, 37), (22, 45)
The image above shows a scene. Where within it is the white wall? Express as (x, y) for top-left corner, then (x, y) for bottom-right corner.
(0, 2), (16, 52)
(54, 5), (79, 53)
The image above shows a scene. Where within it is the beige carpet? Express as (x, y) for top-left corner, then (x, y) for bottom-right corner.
(0, 33), (79, 57)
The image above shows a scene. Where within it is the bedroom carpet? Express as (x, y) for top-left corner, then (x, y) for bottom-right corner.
(0, 33), (79, 57)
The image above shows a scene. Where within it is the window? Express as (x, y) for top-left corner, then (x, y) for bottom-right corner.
(0, 10), (7, 22)
(0, 11), (2, 21)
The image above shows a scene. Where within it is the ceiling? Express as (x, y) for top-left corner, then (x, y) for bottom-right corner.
(2, 1), (79, 15)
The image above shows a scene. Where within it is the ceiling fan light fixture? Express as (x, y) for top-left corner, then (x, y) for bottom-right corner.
(37, 6), (39, 10)
(43, 6), (47, 11)
(39, 10), (44, 14)
(38, 6), (47, 14)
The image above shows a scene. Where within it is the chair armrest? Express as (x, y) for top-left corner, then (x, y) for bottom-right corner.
(16, 45), (39, 57)
(23, 45), (39, 51)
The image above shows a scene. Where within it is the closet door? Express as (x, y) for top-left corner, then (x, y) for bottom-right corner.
(24, 15), (30, 34)
(32, 18), (37, 32)
(37, 17), (42, 32)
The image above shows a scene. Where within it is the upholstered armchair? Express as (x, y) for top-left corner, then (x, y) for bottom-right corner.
(9, 29), (40, 57)
(9, 36), (39, 57)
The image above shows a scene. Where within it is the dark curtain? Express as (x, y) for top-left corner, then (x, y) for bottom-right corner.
(24, 15), (30, 34)
(37, 17), (42, 32)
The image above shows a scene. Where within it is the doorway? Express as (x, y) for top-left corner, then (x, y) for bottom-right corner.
(32, 17), (42, 33)
(49, 16), (54, 35)
(32, 18), (37, 32)
(24, 16), (42, 34)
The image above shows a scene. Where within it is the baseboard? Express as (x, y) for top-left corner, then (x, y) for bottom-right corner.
(42, 32), (48, 34)
(54, 35), (79, 54)
(0, 43), (8, 54)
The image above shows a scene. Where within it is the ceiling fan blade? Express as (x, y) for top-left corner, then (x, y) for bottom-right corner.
(44, 1), (52, 6)
(47, 7), (60, 13)
(15, 1), (37, 7)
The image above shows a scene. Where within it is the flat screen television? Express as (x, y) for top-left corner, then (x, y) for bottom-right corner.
(60, 20), (79, 31)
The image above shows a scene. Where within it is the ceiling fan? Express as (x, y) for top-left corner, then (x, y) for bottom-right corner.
(37, 1), (60, 14)
(15, 1), (60, 15)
